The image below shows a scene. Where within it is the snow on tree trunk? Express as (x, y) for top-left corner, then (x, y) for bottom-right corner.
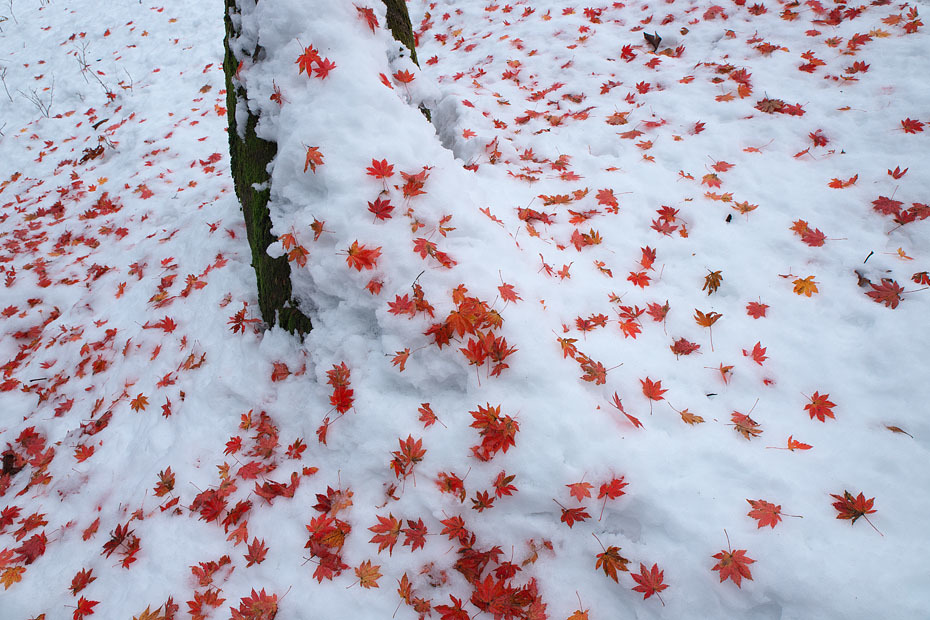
(222, 0), (424, 337)
(223, 0), (312, 337)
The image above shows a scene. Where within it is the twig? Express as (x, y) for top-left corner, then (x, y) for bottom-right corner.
(18, 78), (54, 118)
(0, 67), (13, 103)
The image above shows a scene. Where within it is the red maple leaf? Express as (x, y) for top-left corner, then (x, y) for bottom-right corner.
(488, 471), (516, 500)
(439, 515), (468, 542)
(712, 548), (755, 587)
(469, 403), (519, 461)
(872, 195), (903, 216)
(866, 278), (904, 309)
(14, 532), (47, 564)
(631, 563), (669, 602)
(69, 568), (96, 595)
(74, 596), (99, 620)
(369, 514), (401, 555)
(888, 166), (908, 179)
(746, 301), (768, 318)
(646, 301), (670, 322)
(596, 188), (618, 207)
(367, 196), (394, 221)
(746, 499), (783, 528)
(244, 538), (268, 566)
(345, 241), (381, 271)
(402, 518), (428, 551)
(390, 435), (426, 480)
(901, 118), (925, 133)
(230, 588), (277, 620)
(417, 403), (439, 428)
(270, 362), (290, 382)
(313, 57), (337, 79)
(597, 476), (628, 519)
(296, 45), (320, 75)
(804, 392), (836, 422)
(831, 490), (878, 525)
(742, 341), (768, 365)
(827, 174), (857, 188)
(640, 378), (667, 413)
(435, 595), (470, 620)
(498, 283), (522, 303)
(304, 146), (324, 173)
(627, 271), (651, 288)
(566, 481), (593, 502)
(393, 69), (416, 84)
(366, 158), (394, 179)
(670, 337), (700, 358)
(356, 6), (379, 32)
(388, 294), (415, 317)
(559, 506), (591, 528)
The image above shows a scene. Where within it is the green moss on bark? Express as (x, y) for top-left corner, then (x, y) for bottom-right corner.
(221, 0), (426, 339)
(382, 0), (430, 120)
(223, 0), (312, 337)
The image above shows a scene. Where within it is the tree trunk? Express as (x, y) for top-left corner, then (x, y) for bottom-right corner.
(222, 0), (423, 337)
(382, 0), (420, 66)
(222, 0), (313, 337)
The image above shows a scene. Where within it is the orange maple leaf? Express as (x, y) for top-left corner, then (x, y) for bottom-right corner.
(355, 559), (382, 589)
(391, 349), (410, 372)
(804, 392), (835, 422)
(566, 481), (593, 502)
(746, 499), (783, 528)
(742, 341), (767, 365)
(792, 276), (819, 296)
(296, 45), (321, 75)
(304, 146), (324, 173)
(368, 514), (401, 555)
(2, 566), (25, 590)
(356, 6), (379, 33)
(595, 545), (630, 582)
(393, 69), (416, 84)
(731, 411), (762, 440)
(345, 241), (381, 271)
(827, 174), (858, 188)
(130, 394), (148, 412)
(270, 362), (290, 382)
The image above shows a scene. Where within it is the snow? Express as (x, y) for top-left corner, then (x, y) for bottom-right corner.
(1, 0), (929, 619)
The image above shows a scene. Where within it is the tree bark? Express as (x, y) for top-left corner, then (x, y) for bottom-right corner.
(222, 0), (313, 337)
(222, 0), (424, 337)
(382, 0), (420, 66)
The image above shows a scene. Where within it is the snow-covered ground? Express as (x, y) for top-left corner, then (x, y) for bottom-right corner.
(1, 1), (928, 619)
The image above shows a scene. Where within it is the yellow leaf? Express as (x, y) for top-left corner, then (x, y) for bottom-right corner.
(567, 611), (589, 620)
(1, 566), (26, 590)
(792, 276), (819, 296)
